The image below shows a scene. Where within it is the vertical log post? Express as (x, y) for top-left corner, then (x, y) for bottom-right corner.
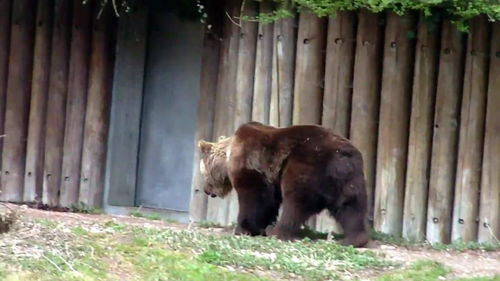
(426, 20), (466, 243)
(316, 11), (356, 233)
(349, 10), (383, 225)
(402, 15), (440, 242)
(0, 0), (36, 202)
(451, 17), (490, 242)
(24, 0), (53, 202)
(292, 11), (326, 126)
(0, 0), (12, 179)
(43, 0), (72, 206)
(270, 16), (296, 128)
(190, 0), (224, 223)
(252, 2), (273, 124)
(60, 0), (92, 207)
(292, 11), (326, 228)
(79, 6), (113, 208)
(478, 22), (500, 243)
(321, 11), (355, 136)
(374, 12), (416, 236)
(226, 1), (258, 224)
(206, 0), (240, 225)
(233, 1), (257, 127)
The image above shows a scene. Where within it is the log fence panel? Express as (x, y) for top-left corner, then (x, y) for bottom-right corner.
(402, 15), (440, 242)
(24, 0), (52, 202)
(189, 1), (224, 222)
(0, 0), (12, 179)
(374, 12), (416, 236)
(426, 21), (466, 243)
(60, 0), (92, 207)
(478, 22), (500, 243)
(43, 0), (72, 206)
(252, 2), (273, 124)
(451, 16), (490, 242)
(316, 11), (356, 233)
(349, 10), (383, 225)
(292, 12), (326, 126)
(206, 0), (241, 225)
(269, 17), (296, 128)
(227, 1), (258, 224)
(1, 0), (36, 202)
(79, 7), (113, 208)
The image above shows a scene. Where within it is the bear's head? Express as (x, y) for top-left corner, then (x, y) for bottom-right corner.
(197, 136), (233, 198)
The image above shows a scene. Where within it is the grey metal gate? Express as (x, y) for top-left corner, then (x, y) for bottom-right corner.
(136, 10), (203, 211)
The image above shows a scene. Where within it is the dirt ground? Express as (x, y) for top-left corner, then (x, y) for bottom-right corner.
(2, 203), (499, 280)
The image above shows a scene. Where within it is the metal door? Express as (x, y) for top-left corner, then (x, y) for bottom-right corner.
(136, 10), (203, 211)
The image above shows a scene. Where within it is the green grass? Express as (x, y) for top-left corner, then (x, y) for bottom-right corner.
(115, 233), (269, 281)
(129, 210), (163, 221)
(455, 276), (500, 281)
(430, 240), (500, 252)
(124, 225), (389, 281)
(70, 202), (104, 215)
(2, 215), (498, 281)
(0, 231), (109, 281)
(0, 220), (273, 281)
(197, 220), (224, 228)
(376, 260), (449, 281)
(370, 230), (500, 252)
(376, 260), (500, 281)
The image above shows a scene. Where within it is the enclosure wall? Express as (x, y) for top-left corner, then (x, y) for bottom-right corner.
(192, 5), (500, 244)
(0, 0), (116, 209)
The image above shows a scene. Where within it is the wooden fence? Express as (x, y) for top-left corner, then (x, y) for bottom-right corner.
(191, 1), (500, 244)
(0, 0), (115, 208)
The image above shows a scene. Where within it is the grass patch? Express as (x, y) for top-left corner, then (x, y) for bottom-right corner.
(115, 235), (270, 281)
(370, 230), (500, 252)
(129, 210), (163, 221)
(455, 276), (500, 281)
(70, 202), (103, 215)
(123, 225), (389, 281)
(376, 260), (449, 281)
(430, 240), (500, 252)
(197, 220), (224, 228)
(0, 229), (109, 281)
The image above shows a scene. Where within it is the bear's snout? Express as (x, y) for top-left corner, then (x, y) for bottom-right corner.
(204, 189), (217, 198)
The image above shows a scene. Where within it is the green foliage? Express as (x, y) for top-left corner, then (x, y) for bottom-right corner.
(94, 0), (498, 31)
(252, 0), (499, 31)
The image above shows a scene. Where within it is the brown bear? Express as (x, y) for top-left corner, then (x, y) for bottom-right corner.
(197, 121), (369, 247)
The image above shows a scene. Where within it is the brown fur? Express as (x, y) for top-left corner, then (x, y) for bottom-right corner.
(197, 122), (370, 247)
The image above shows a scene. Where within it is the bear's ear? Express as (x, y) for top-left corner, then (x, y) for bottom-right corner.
(198, 140), (213, 154)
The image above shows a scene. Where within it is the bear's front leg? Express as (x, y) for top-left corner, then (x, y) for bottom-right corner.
(235, 190), (270, 236)
(234, 185), (280, 236)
